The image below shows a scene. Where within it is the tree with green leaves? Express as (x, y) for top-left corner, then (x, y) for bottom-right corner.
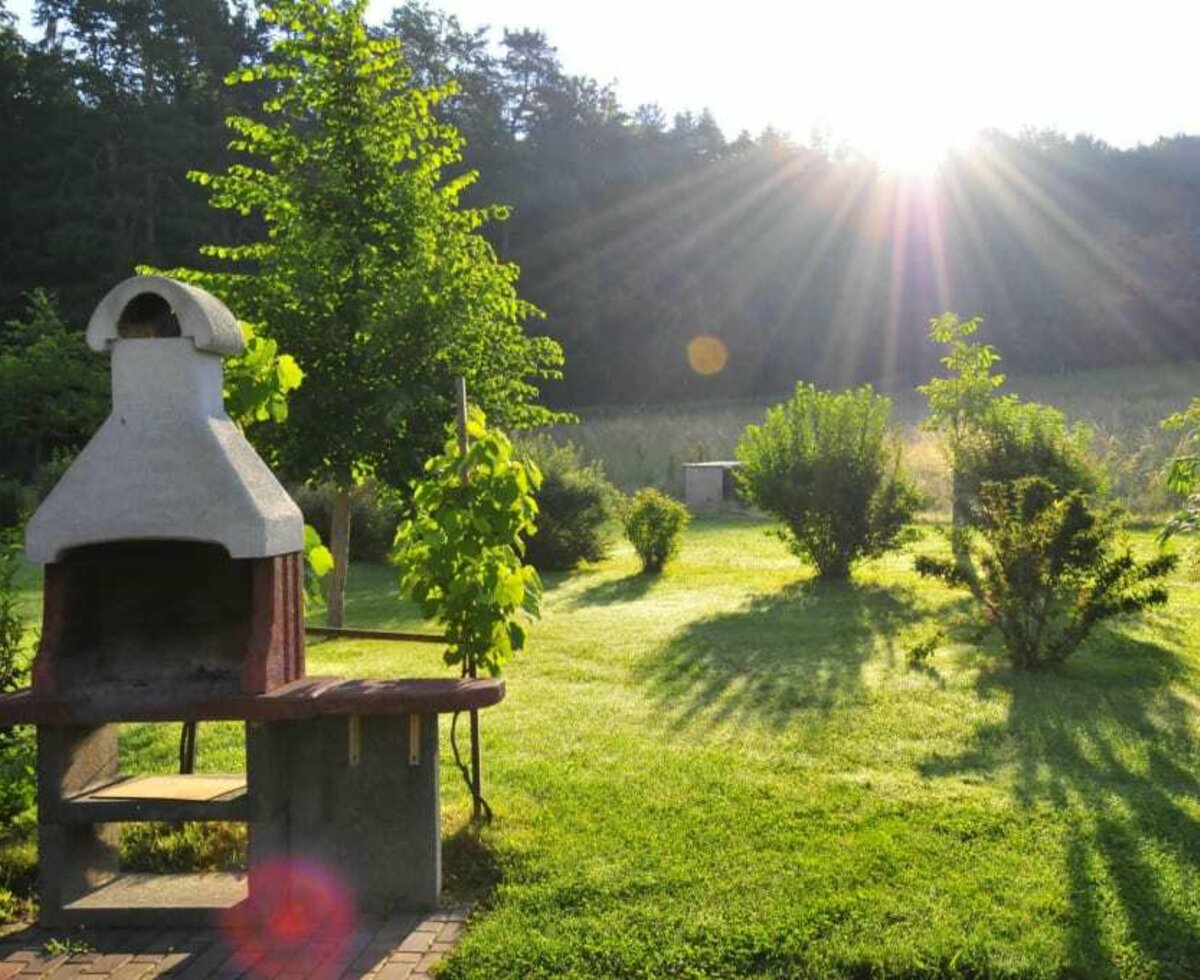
(164, 0), (565, 625)
(919, 312), (1101, 539)
(918, 313), (1007, 529)
(0, 290), (106, 482)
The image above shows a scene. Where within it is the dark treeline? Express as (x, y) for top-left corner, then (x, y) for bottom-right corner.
(3, 0), (1200, 412)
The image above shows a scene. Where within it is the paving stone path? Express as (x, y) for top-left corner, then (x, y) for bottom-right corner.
(0, 906), (467, 979)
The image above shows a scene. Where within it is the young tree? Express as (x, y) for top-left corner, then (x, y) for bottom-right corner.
(919, 312), (1101, 575)
(166, 0), (565, 625)
(917, 312), (1007, 529)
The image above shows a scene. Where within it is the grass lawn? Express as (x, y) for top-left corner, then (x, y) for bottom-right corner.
(9, 517), (1200, 977)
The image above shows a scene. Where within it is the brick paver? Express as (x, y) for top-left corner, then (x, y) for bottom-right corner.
(0, 907), (468, 979)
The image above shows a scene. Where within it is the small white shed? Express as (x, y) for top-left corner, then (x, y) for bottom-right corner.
(682, 461), (742, 514)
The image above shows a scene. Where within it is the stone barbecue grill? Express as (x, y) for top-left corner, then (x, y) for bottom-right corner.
(27, 276), (305, 705)
(0, 276), (503, 928)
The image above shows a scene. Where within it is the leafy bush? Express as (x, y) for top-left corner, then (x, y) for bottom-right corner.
(916, 477), (1175, 668)
(1160, 395), (1200, 543)
(0, 481), (29, 531)
(956, 398), (1102, 520)
(920, 313), (1101, 526)
(736, 383), (921, 581)
(623, 488), (690, 573)
(518, 437), (617, 571)
(294, 481), (404, 563)
(0, 534), (33, 825)
(0, 290), (107, 484)
(394, 409), (542, 677)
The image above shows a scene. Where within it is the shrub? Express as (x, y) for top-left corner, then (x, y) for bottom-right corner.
(518, 437), (617, 571)
(916, 477), (1175, 668)
(956, 398), (1102, 521)
(736, 383), (921, 581)
(623, 488), (689, 573)
(394, 408), (542, 677)
(0, 533), (33, 825)
(0, 481), (29, 531)
(1160, 394), (1200, 544)
(293, 481), (404, 563)
(920, 312), (1102, 526)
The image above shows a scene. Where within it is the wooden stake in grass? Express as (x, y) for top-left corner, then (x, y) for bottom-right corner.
(456, 376), (486, 823)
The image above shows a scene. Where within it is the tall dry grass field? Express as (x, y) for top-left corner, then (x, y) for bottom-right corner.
(546, 360), (1200, 518)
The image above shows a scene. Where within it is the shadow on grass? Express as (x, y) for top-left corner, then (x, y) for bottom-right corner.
(920, 630), (1200, 977)
(569, 572), (658, 608)
(636, 579), (925, 728)
(441, 821), (503, 908)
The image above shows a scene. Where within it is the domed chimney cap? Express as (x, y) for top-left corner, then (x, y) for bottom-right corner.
(86, 275), (244, 356)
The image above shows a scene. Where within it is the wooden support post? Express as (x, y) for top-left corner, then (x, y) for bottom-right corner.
(178, 721), (197, 774)
(455, 377), (484, 822)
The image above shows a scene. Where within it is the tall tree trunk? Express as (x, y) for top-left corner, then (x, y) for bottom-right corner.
(327, 488), (353, 627)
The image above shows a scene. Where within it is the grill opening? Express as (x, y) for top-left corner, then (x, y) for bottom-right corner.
(51, 540), (251, 699)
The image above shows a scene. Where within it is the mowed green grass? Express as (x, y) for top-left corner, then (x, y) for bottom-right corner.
(12, 519), (1200, 977)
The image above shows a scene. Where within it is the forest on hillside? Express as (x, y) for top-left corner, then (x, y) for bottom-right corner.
(2, 0), (1200, 410)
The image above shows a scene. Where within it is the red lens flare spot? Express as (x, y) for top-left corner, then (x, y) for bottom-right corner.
(687, 335), (728, 376)
(220, 857), (355, 978)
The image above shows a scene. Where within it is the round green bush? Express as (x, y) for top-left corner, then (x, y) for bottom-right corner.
(736, 382), (921, 581)
(623, 488), (690, 574)
(518, 437), (618, 571)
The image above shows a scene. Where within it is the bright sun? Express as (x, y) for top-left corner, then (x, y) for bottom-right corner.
(867, 124), (969, 176)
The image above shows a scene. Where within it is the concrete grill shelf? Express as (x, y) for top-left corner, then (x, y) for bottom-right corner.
(60, 872), (248, 928)
(54, 774), (249, 824)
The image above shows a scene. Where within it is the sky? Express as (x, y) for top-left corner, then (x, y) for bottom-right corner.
(9, 0), (1200, 170)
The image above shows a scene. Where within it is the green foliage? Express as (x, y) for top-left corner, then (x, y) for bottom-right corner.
(294, 482), (405, 564)
(220, 322), (304, 429)
(918, 312), (1006, 456)
(43, 937), (94, 957)
(904, 624), (945, 668)
(394, 409), (542, 676)
(162, 0), (566, 492)
(622, 488), (690, 574)
(0, 481), (30, 531)
(736, 383), (921, 581)
(954, 398), (1102, 526)
(0, 290), (106, 482)
(0, 533), (25, 695)
(518, 437), (618, 571)
(915, 477), (1175, 668)
(920, 312), (1101, 524)
(302, 523), (334, 609)
(120, 822), (245, 874)
(1159, 395), (1200, 542)
(0, 533), (33, 825)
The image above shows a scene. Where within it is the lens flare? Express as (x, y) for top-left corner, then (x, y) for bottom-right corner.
(687, 335), (728, 375)
(220, 857), (355, 977)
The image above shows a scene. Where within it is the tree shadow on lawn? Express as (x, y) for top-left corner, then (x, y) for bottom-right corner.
(920, 630), (1200, 977)
(567, 571), (658, 608)
(441, 820), (503, 909)
(635, 579), (927, 729)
